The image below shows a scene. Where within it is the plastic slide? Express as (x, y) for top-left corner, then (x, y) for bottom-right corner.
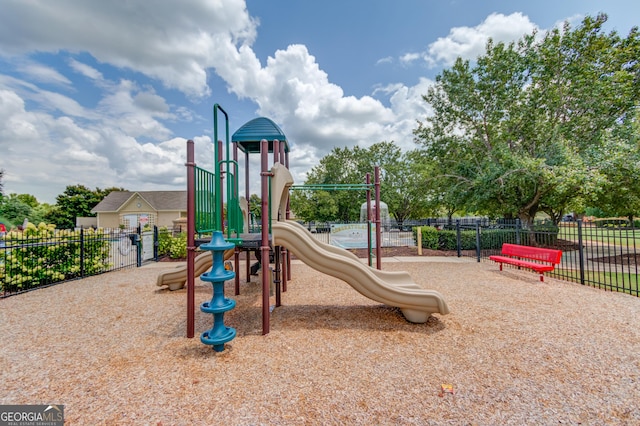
(156, 249), (235, 291)
(272, 220), (449, 323)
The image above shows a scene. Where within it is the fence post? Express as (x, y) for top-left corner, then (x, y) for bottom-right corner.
(136, 226), (142, 267)
(80, 228), (85, 278)
(417, 227), (422, 256)
(153, 226), (159, 261)
(456, 220), (461, 257)
(577, 219), (585, 285)
(475, 219), (481, 262)
(516, 219), (521, 245)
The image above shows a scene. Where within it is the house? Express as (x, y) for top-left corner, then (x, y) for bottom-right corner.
(91, 191), (187, 230)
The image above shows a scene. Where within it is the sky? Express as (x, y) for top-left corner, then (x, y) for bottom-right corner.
(0, 1), (637, 204)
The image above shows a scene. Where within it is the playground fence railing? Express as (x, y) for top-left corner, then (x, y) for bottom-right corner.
(1, 226), (144, 298)
(438, 218), (639, 297)
(4, 219), (637, 298)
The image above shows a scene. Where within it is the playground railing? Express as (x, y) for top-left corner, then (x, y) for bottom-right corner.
(442, 218), (639, 297)
(1, 226), (142, 298)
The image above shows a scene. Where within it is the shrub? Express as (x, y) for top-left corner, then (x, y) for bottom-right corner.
(593, 217), (630, 229)
(414, 226), (439, 250)
(1, 223), (111, 293)
(479, 229), (513, 250)
(157, 228), (187, 259)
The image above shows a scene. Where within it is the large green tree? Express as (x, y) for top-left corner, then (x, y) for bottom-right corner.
(414, 14), (640, 228)
(290, 145), (369, 222)
(0, 193), (52, 226)
(45, 185), (126, 229)
(290, 142), (433, 223)
(589, 112), (640, 222)
(0, 196), (32, 226)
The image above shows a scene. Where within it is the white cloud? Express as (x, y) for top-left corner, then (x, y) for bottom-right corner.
(399, 53), (421, 65)
(0, 3), (554, 206)
(68, 59), (104, 81)
(19, 62), (72, 86)
(376, 56), (393, 65)
(425, 12), (538, 66)
(0, 0), (257, 98)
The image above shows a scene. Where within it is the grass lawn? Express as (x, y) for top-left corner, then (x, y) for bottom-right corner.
(554, 267), (639, 296)
(558, 225), (640, 248)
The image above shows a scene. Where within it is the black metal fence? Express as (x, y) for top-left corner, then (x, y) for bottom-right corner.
(4, 219), (637, 298)
(1, 226), (143, 298)
(448, 219), (639, 296)
(299, 221), (416, 247)
(303, 218), (640, 296)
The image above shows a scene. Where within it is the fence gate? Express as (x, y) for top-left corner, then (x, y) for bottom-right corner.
(112, 230), (140, 269)
(141, 231), (155, 261)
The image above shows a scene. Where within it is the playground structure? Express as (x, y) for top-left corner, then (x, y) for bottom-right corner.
(156, 249), (234, 291)
(172, 104), (449, 351)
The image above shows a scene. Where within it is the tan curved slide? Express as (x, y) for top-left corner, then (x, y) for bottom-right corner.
(156, 249), (235, 291)
(272, 220), (449, 323)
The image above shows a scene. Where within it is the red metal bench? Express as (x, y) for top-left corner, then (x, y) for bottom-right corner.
(489, 243), (562, 282)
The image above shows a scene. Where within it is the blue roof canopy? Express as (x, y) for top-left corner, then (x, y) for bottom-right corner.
(232, 117), (289, 153)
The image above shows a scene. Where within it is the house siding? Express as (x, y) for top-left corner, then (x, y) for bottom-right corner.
(93, 191), (187, 229)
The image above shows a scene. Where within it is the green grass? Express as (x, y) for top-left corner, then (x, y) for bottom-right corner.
(558, 225), (640, 248)
(553, 267), (639, 295)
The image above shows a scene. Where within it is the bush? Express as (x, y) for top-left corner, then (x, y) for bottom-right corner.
(593, 218), (630, 229)
(411, 220), (562, 252)
(157, 229), (187, 259)
(1, 222), (111, 293)
(479, 229), (513, 250)
(413, 226), (479, 251)
(414, 226), (439, 250)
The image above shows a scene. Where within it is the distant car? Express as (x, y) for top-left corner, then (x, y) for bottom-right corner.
(561, 214), (576, 222)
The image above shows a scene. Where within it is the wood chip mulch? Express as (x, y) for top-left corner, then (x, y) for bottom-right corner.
(1, 258), (639, 425)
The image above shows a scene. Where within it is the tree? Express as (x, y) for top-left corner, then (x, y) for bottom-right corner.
(290, 146), (367, 222)
(0, 193), (55, 226)
(370, 147), (435, 224)
(290, 142), (440, 223)
(45, 185), (126, 229)
(588, 113), (640, 222)
(0, 196), (32, 226)
(248, 193), (262, 221)
(13, 193), (39, 208)
(414, 14), (640, 230)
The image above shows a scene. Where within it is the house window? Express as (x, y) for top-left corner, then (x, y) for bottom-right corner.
(121, 213), (157, 228)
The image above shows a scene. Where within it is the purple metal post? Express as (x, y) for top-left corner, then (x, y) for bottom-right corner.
(245, 150), (250, 282)
(366, 173), (372, 267)
(186, 140), (196, 338)
(272, 139), (281, 305)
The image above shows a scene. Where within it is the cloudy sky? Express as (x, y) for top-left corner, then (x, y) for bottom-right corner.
(0, 0), (637, 204)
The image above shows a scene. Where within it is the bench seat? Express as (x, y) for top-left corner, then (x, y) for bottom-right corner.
(488, 255), (556, 272)
(489, 243), (562, 282)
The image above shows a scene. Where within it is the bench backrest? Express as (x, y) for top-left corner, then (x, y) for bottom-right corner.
(501, 243), (563, 264)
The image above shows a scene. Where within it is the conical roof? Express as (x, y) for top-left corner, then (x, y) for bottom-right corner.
(232, 117), (289, 153)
